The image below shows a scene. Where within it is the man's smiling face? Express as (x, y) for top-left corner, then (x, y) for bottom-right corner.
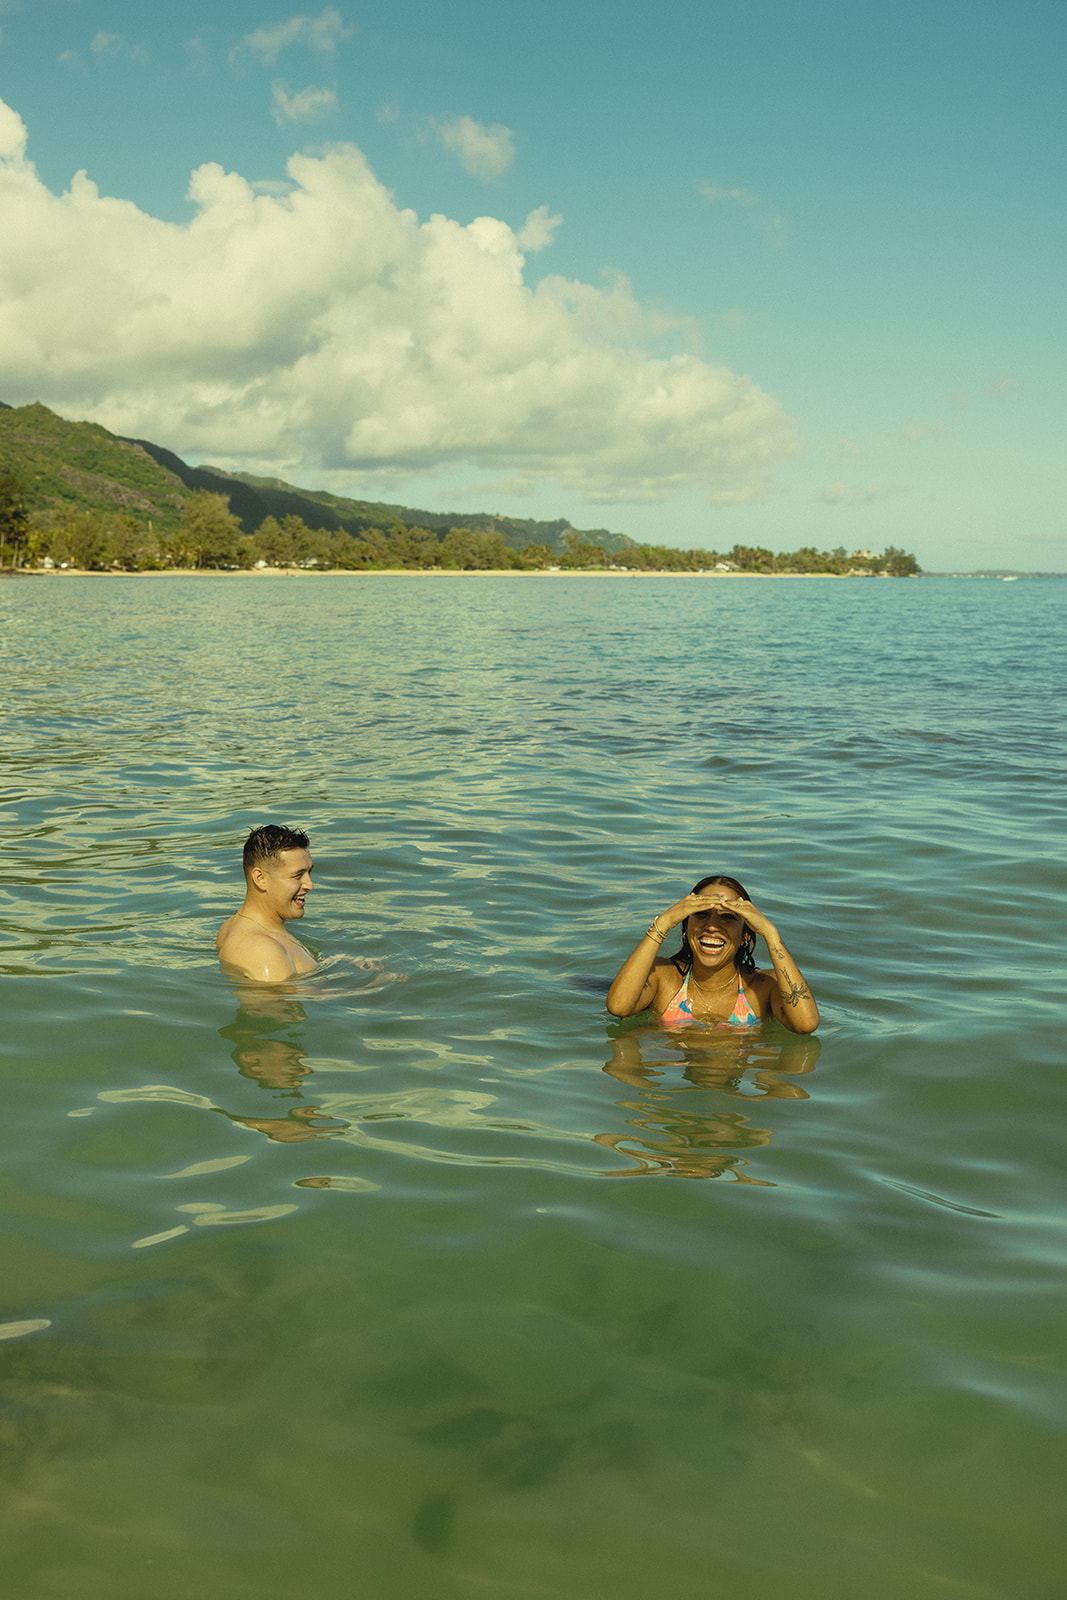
(259, 847), (314, 922)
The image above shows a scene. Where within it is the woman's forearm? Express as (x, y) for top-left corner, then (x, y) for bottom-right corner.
(606, 914), (673, 1016)
(761, 925), (820, 1033)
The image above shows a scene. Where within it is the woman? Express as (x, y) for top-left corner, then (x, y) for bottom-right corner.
(606, 875), (819, 1034)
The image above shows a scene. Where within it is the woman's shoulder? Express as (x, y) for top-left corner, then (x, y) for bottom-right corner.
(743, 967), (777, 997)
(651, 957), (685, 991)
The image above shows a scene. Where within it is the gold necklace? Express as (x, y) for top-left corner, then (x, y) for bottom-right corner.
(689, 969), (739, 1003)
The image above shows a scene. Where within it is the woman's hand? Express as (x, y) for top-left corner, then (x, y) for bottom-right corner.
(659, 890), (776, 942)
(699, 892), (778, 943)
(657, 891), (739, 931)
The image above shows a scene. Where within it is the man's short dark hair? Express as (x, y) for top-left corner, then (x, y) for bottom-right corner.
(243, 825), (310, 874)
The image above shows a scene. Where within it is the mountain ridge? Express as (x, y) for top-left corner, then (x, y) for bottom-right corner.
(0, 401), (635, 556)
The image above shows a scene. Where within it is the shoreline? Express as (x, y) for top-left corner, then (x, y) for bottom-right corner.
(9, 566), (911, 580)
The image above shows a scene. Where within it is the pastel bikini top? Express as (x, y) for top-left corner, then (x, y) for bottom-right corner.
(660, 968), (760, 1029)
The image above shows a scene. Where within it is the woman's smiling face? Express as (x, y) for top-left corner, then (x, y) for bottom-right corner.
(686, 899), (744, 967)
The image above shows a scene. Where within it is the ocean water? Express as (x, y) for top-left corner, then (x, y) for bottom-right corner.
(1, 571), (1064, 1600)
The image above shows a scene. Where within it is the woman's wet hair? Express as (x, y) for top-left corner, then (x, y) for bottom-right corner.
(243, 824), (310, 874)
(670, 875), (758, 974)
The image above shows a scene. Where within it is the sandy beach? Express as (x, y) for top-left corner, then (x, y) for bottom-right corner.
(19, 565), (886, 579)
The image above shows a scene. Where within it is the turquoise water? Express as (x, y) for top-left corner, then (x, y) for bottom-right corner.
(1, 572), (1064, 1599)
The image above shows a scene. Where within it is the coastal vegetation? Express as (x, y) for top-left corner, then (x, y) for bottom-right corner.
(1, 401), (920, 576)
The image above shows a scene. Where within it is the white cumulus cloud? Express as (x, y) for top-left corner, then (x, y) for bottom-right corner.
(0, 97), (25, 160)
(270, 81), (338, 124)
(0, 96), (794, 504)
(436, 115), (515, 180)
(236, 7), (350, 66)
(516, 205), (562, 253)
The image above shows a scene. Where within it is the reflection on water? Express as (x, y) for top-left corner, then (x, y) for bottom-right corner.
(223, 1102), (350, 1144)
(210, 992), (821, 1184)
(220, 994), (314, 1092)
(598, 1025), (820, 1181)
(93, 997), (825, 1260)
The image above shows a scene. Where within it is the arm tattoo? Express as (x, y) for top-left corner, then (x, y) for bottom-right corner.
(769, 942), (810, 1008)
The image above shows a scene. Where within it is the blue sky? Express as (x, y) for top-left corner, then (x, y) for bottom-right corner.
(1, 0), (1063, 569)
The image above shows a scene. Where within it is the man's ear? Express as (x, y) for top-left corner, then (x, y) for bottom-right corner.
(248, 864), (271, 894)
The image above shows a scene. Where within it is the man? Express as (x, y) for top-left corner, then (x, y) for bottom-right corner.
(216, 824), (319, 983)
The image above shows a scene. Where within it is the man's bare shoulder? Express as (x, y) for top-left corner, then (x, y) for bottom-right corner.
(216, 917), (311, 983)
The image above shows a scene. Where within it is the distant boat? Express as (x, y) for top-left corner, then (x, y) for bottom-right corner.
(1000, 575), (1019, 581)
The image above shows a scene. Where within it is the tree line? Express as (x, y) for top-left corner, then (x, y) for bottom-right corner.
(0, 475), (921, 575)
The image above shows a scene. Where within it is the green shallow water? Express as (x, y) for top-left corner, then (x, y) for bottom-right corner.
(1, 573), (1064, 1599)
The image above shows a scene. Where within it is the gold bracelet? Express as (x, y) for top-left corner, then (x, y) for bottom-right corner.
(646, 919), (665, 944)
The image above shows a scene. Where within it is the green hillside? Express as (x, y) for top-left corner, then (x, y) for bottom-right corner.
(0, 400), (633, 556)
(132, 443), (635, 554)
(0, 402), (187, 533)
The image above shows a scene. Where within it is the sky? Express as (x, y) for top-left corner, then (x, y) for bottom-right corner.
(0, 0), (1063, 570)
